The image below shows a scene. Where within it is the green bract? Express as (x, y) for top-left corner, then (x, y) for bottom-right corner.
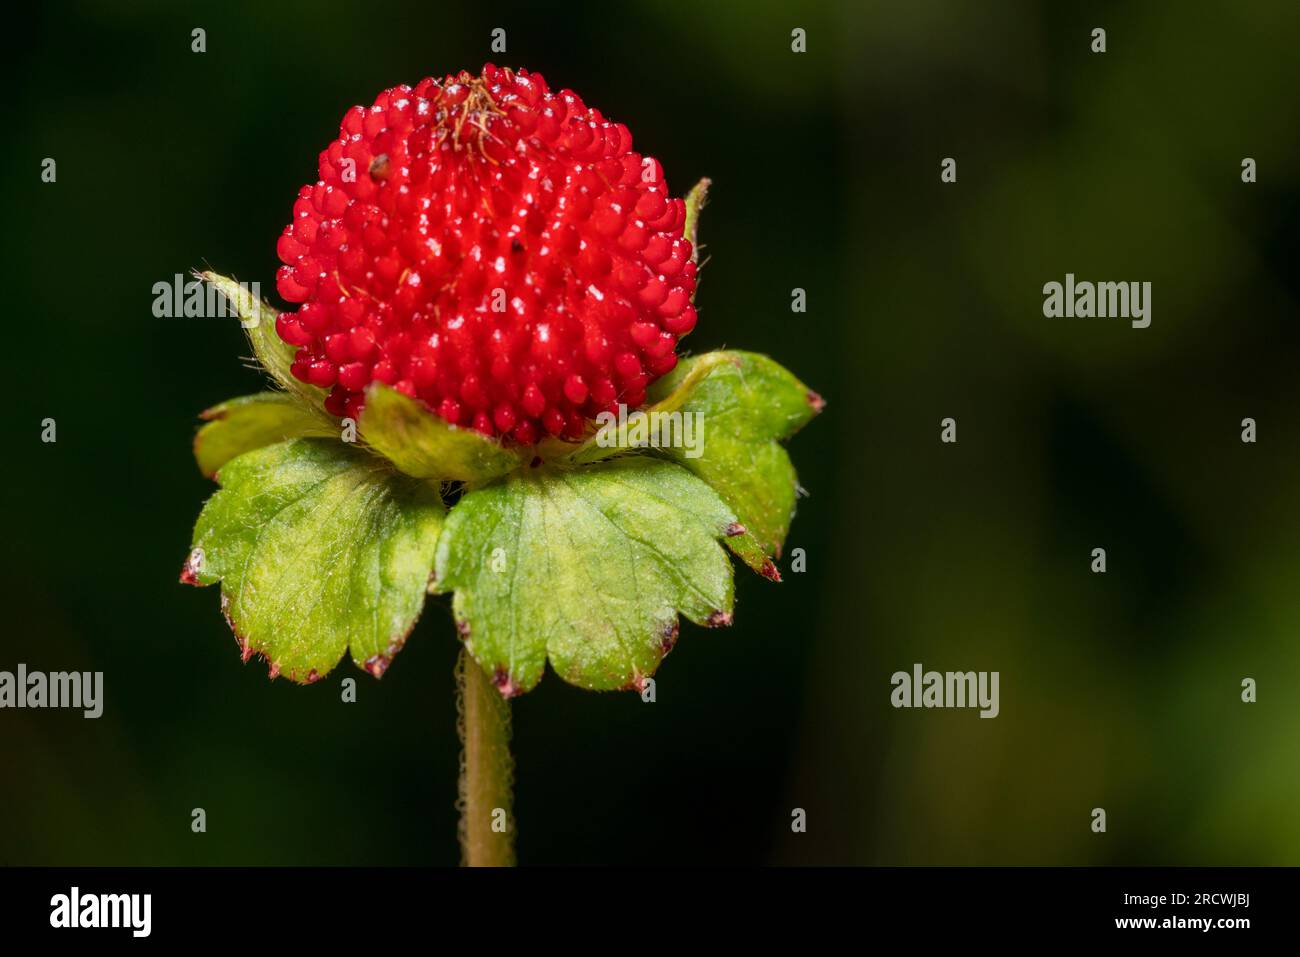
(432, 458), (756, 694)
(189, 439), (444, 681)
(644, 350), (821, 560)
(184, 215), (820, 692)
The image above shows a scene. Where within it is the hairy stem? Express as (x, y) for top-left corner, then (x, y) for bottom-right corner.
(456, 649), (516, 866)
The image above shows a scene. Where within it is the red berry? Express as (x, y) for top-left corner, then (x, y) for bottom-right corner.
(272, 64), (698, 442)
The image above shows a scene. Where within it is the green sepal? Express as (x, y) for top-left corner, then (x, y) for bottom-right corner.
(564, 350), (821, 569)
(194, 392), (337, 479)
(683, 177), (710, 260)
(432, 457), (755, 694)
(358, 382), (526, 485)
(183, 438), (445, 683)
(199, 271), (328, 411)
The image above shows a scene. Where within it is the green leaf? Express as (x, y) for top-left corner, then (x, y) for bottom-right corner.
(358, 382), (525, 485)
(433, 457), (747, 694)
(199, 271), (328, 410)
(565, 350), (821, 571)
(184, 438), (445, 683)
(193, 392), (337, 479)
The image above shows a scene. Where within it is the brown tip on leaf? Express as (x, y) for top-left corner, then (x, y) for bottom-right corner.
(492, 666), (520, 699)
(198, 405), (229, 422)
(222, 602), (257, 665)
(661, 621), (679, 652)
(306, 669), (321, 684)
(179, 548), (205, 585)
(267, 660), (281, 681)
(456, 619), (472, 639)
(760, 560), (782, 582)
(724, 522), (747, 537)
(806, 390), (826, 413)
(364, 654), (390, 679)
(706, 610), (733, 628)
(625, 671), (650, 694)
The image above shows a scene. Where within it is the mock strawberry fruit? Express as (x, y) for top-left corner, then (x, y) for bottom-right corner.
(274, 63), (698, 442)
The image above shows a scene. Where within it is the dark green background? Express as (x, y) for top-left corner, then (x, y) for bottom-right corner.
(3, 0), (1297, 865)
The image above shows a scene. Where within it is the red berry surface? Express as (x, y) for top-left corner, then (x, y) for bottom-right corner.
(274, 63), (698, 441)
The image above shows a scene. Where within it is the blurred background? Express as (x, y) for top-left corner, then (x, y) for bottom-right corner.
(2, 0), (1297, 865)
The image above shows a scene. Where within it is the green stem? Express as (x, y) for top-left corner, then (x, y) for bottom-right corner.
(456, 649), (516, 866)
